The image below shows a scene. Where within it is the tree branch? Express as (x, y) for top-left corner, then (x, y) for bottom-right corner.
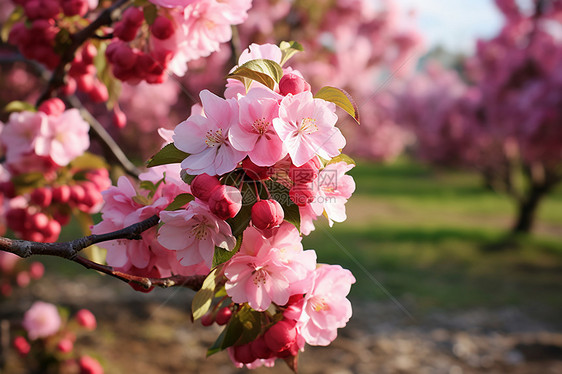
(0, 214), (205, 291)
(36, 0), (130, 105)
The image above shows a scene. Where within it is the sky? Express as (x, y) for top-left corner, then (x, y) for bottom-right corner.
(395, 0), (504, 53)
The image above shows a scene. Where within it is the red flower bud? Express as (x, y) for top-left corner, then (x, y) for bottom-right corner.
(289, 158), (321, 184)
(251, 335), (273, 359)
(264, 319), (297, 353)
(30, 187), (53, 207)
(242, 158), (271, 180)
(151, 16), (175, 40)
(233, 343), (257, 364)
(208, 185), (242, 220)
(190, 173), (221, 202)
(13, 336), (30, 356)
(52, 185), (71, 203)
(78, 355), (104, 374)
(75, 309), (97, 330)
(200, 312), (214, 327)
(251, 199), (284, 230)
(57, 338), (74, 353)
(38, 98), (65, 116)
(279, 73), (311, 96)
(215, 307), (232, 326)
(29, 262), (45, 280)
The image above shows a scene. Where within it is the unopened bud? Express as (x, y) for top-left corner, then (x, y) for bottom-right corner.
(190, 174), (221, 202)
(251, 199), (284, 230)
(208, 185), (242, 220)
(279, 73), (311, 96)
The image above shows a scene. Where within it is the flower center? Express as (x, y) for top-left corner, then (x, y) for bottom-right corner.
(309, 296), (330, 312)
(252, 268), (269, 286)
(298, 117), (318, 135)
(252, 117), (270, 135)
(204, 129), (224, 147)
(190, 219), (210, 240)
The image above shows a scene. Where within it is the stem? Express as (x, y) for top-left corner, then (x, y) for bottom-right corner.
(67, 95), (141, 177)
(36, 0), (130, 105)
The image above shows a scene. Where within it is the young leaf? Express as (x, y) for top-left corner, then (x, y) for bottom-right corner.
(279, 41), (304, 66)
(4, 101), (36, 113)
(327, 153), (356, 166)
(192, 268), (218, 321)
(69, 152), (108, 170)
(264, 180), (301, 232)
(220, 305), (263, 350)
(212, 234), (242, 267)
(143, 4), (157, 25)
(227, 59), (284, 91)
(164, 193), (194, 211)
(180, 169), (196, 184)
(147, 143), (189, 167)
(315, 86), (360, 124)
(1, 6), (24, 42)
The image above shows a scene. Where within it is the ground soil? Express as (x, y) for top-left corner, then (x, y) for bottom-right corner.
(1, 274), (561, 374)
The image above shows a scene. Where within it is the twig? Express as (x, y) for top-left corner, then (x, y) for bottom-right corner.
(0, 214), (205, 291)
(67, 95), (141, 177)
(36, 0), (130, 105)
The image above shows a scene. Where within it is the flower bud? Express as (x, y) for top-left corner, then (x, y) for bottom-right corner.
(113, 105), (127, 128)
(30, 187), (53, 207)
(251, 335), (273, 359)
(78, 355), (104, 374)
(251, 199), (284, 230)
(289, 185), (314, 206)
(151, 16), (175, 40)
(88, 80), (109, 103)
(75, 309), (97, 330)
(279, 73), (311, 96)
(38, 98), (65, 116)
(16, 271), (31, 288)
(208, 185), (242, 220)
(232, 344), (256, 364)
(215, 307), (232, 326)
(57, 338), (74, 353)
(190, 173), (221, 202)
(13, 336), (30, 356)
(29, 262), (45, 280)
(200, 312), (214, 327)
(52, 185), (71, 203)
(61, 0), (89, 17)
(242, 158), (271, 180)
(123, 7), (144, 26)
(289, 158), (321, 184)
(264, 319), (297, 353)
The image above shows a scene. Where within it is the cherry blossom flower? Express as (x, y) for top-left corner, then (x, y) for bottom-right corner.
(273, 91), (346, 167)
(22, 301), (61, 340)
(173, 90), (246, 175)
(229, 87), (286, 166)
(286, 264), (355, 346)
(158, 200), (236, 268)
(0, 111), (47, 168)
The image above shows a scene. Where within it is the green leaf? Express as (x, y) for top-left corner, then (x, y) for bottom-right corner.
(132, 195), (152, 206)
(54, 28), (72, 55)
(69, 152), (108, 170)
(4, 101), (36, 113)
(1, 6), (24, 43)
(11, 172), (45, 190)
(143, 4), (158, 25)
(192, 268), (218, 321)
(165, 193), (194, 211)
(220, 305), (264, 350)
(315, 86), (360, 124)
(180, 170), (196, 184)
(227, 59), (284, 91)
(207, 328), (227, 357)
(226, 183), (257, 237)
(279, 41), (304, 67)
(327, 153), (356, 166)
(213, 234), (242, 267)
(147, 143), (189, 168)
(264, 180), (301, 232)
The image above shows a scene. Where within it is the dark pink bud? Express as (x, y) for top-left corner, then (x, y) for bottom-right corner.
(279, 73), (311, 96)
(76, 74), (94, 92)
(69, 184), (86, 205)
(30, 187), (53, 207)
(78, 355), (104, 374)
(113, 21), (138, 42)
(16, 271), (31, 288)
(13, 336), (30, 356)
(113, 105), (127, 128)
(29, 262), (45, 280)
(38, 98), (65, 116)
(60, 77), (77, 95)
(61, 0), (88, 17)
(289, 158), (320, 184)
(42, 219), (61, 243)
(200, 312), (214, 327)
(190, 174), (221, 202)
(24, 0), (42, 19)
(151, 16), (175, 40)
(233, 344), (256, 364)
(75, 309), (97, 330)
(52, 185), (71, 203)
(57, 338), (74, 353)
(251, 199), (284, 230)
(251, 335), (273, 359)
(0, 181), (16, 198)
(30, 212), (49, 231)
(6, 208), (29, 232)
(81, 44), (97, 65)
(289, 185), (314, 206)
(88, 80), (109, 103)
(112, 43), (138, 69)
(215, 307), (232, 326)
(123, 7), (144, 26)
(264, 319), (297, 353)
(208, 185), (242, 220)
(242, 158), (271, 180)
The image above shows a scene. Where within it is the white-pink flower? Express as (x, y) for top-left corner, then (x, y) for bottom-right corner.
(0, 111), (47, 168)
(229, 87), (286, 166)
(288, 265), (355, 346)
(35, 109), (90, 166)
(273, 91), (346, 167)
(158, 200), (236, 268)
(224, 225), (316, 311)
(173, 90), (246, 175)
(22, 301), (62, 340)
(311, 161), (356, 226)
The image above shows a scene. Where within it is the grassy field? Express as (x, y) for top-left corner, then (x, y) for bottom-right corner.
(302, 159), (562, 313)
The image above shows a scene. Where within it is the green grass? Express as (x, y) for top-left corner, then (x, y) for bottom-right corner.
(302, 159), (562, 312)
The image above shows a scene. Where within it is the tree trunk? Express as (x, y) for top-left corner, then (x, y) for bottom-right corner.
(512, 185), (547, 234)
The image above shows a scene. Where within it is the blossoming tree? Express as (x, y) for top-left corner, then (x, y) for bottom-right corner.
(0, 0), (361, 370)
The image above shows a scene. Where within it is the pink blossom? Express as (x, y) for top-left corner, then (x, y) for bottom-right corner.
(0, 111), (47, 168)
(148, 0), (196, 8)
(224, 225), (316, 311)
(229, 87), (286, 166)
(287, 265), (355, 346)
(158, 200), (236, 268)
(173, 90), (246, 175)
(35, 109), (90, 166)
(273, 91), (346, 167)
(22, 301), (62, 340)
(310, 162), (356, 226)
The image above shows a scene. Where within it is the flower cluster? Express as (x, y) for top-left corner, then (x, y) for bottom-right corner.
(92, 42), (358, 369)
(13, 301), (103, 374)
(0, 98), (110, 242)
(0, 252), (44, 297)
